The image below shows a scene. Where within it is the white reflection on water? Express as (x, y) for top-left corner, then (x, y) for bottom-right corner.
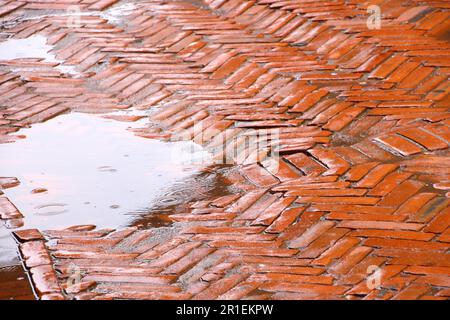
(0, 35), (79, 75)
(0, 112), (211, 230)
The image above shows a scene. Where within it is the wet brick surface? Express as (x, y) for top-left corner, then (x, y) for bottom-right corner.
(0, 0), (450, 300)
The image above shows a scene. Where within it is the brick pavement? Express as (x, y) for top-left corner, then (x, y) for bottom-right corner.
(0, 0), (449, 300)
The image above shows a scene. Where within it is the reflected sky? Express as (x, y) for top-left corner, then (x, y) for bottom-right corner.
(0, 224), (19, 267)
(0, 112), (212, 230)
(0, 35), (79, 75)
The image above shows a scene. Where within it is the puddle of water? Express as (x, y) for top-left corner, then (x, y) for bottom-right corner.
(0, 224), (32, 300)
(0, 110), (221, 299)
(0, 225), (19, 267)
(0, 264), (34, 300)
(0, 2), (139, 77)
(0, 35), (79, 75)
(0, 112), (213, 230)
(8, 2), (137, 25)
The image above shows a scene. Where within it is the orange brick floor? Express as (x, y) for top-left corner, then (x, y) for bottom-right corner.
(1, 0), (450, 300)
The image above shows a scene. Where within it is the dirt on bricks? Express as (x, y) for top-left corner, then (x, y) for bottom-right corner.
(0, 0), (450, 300)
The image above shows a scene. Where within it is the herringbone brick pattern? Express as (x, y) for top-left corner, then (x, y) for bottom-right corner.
(1, 0), (449, 300)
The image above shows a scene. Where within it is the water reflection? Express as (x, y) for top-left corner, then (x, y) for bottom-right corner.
(0, 225), (19, 267)
(0, 35), (79, 76)
(127, 167), (233, 228)
(0, 111), (236, 300)
(0, 112), (216, 230)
